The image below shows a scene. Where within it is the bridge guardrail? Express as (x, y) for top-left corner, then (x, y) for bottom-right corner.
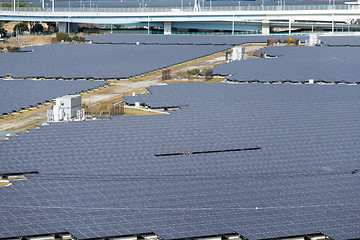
(0, 4), (356, 13)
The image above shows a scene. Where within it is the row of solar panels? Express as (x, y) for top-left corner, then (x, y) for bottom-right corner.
(212, 46), (360, 83)
(87, 34), (308, 45)
(0, 44), (228, 79)
(87, 34), (360, 47)
(0, 79), (107, 116)
(1, 83), (359, 240)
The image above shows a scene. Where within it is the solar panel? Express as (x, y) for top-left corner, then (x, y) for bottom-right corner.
(1, 82), (359, 240)
(86, 34), (308, 46)
(213, 46), (360, 83)
(0, 79), (107, 115)
(0, 44), (229, 79)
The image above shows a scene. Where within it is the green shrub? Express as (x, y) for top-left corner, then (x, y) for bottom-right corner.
(6, 46), (20, 52)
(56, 32), (71, 42)
(72, 35), (79, 41)
(187, 68), (200, 76)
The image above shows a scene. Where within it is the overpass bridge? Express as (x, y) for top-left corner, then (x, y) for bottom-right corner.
(1, 4), (360, 34)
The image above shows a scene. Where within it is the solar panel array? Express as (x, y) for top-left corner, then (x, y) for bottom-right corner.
(212, 46), (360, 83)
(321, 36), (360, 46)
(1, 82), (359, 240)
(0, 79), (107, 115)
(87, 34), (308, 45)
(0, 44), (228, 79)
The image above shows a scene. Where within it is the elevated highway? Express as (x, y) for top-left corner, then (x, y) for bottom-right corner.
(1, 4), (359, 34)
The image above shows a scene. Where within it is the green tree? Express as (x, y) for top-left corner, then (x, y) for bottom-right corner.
(31, 23), (43, 33)
(13, 22), (29, 32)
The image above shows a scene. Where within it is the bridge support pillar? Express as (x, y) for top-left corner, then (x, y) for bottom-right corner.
(58, 22), (78, 34)
(164, 22), (172, 35)
(262, 20), (270, 35)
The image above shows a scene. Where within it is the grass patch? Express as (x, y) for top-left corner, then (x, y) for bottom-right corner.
(124, 108), (163, 116)
(0, 180), (11, 187)
(206, 77), (226, 83)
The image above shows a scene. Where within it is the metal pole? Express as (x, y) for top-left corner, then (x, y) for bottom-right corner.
(42, 0), (44, 9)
(194, 0), (200, 12)
(332, 0), (334, 34)
(232, 14), (234, 35)
(148, 15), (150, 34)
(288, 19), (291, 36)
(52, 0), (54, 12)
(13, 0), (15, 11)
